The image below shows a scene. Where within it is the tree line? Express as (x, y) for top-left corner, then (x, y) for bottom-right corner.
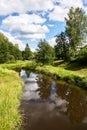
(0, 7), (87, 65)
(0, 33), (32, 63)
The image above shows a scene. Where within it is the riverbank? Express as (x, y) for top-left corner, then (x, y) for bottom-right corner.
(1, 60), (87, 89)
(36, 65), (87, 89)
(0, 60), (87, 129)
(0, 67), (24, 130)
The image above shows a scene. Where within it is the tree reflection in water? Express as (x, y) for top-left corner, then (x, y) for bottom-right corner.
(56, 81), (87, 124)
(37, 75), (87, 124)
(37, 75), (52, 99)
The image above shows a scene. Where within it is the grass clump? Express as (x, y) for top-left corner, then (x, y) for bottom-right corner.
(0, 67), (24, 130)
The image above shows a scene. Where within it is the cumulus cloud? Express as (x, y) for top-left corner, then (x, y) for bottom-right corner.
(0, 0), (86, 50)
(48, 37), (56, 47)
(2, 14), (46, 25)
(49, 0), (84, 22)
(17, 33), (46, 40)
(49, 6), (69, 22)
(0, 0), (55, 15)
(59, 0), (83, 8)
(2, 14), (49, 40)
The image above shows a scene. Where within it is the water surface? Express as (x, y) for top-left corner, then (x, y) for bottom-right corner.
(20, 72), (87, 130)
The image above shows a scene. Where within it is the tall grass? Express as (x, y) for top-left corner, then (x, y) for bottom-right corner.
(0, 67), (24, 130)
(36, 65), (87, 89)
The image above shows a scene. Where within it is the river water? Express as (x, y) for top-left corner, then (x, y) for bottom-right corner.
(20, 71), (87, 130)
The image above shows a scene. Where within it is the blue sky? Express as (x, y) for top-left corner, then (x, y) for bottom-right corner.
(0, 0), (87, 51)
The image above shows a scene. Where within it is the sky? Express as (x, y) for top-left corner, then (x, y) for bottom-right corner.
(0, 0), (87, 51)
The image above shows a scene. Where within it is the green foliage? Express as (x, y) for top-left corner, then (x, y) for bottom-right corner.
(36, 65), (87, 89)
(74, 45), (87, 65)
(0, 67), (23, 130)
(36, 39), (55, 64)
(65, 7), (87, 52)
(0, 42), (8, 63)
(1, 60), (87, 89)
(55, 32), (70, 60)
(0, 33), (22, 63)
(22, 43), (32, 60)
(13, 45), (22, 60)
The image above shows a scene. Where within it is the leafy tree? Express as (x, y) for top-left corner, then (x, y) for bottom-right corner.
(7, 42), (22, 61)
(65, 7), (87, 53)
(0, 33), (9, 63)
(22, 43), (32, 60)
(75, 45), (87, 65)
(55, 32), (70, 60)
(13, 45), (22, 60)
(36, 39), (55, 64)
(0, 33), (22, 63)
(0, 42), (8, 63)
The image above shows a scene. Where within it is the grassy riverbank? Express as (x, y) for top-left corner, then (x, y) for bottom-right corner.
(36, 65), (87, 89)
(1, 60), (87, 89)
(0, 60), (87, 129)
(0, 67), (24, 130)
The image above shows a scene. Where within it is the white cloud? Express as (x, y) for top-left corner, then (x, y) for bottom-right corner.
(0, 0), (86, 51)
(2, 14), (49, 40)
(49, 0), (84, 22)
(17, 33), (46, 40)
(0, 0), (85, 22)
(2, 14), (46, 25)
(59, 0), (83, 8)
(48, 37), (56, 47)
(0, 30), (25, 50)
(49, 6), (69, 21)
(0, 0), (54, 15)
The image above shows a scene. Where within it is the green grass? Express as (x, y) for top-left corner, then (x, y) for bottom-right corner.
(0, 60), (37, 71)
(0, 60), (87, 130)
(0, 67), (24, 130)
(1, 60), (87, 89)
(36, 65), (87, 89)
(53, 60), (87, 77)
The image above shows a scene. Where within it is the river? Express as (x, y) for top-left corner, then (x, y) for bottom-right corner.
(20, 71), (87, 130)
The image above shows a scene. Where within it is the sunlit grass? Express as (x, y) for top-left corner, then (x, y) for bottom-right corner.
(0, 60), (37, 71)
(36, 65), (87, 89)
(0, 67), (24, 130)
(1, 60), (87, 90)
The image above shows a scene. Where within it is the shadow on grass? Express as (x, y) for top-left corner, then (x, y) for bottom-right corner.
(54, 60), (65, 66)
(65, 61), (87, 71)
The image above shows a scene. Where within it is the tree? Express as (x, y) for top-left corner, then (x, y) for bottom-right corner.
(36, 39), (55, 64)
(8, 42), (22, 61)
(0, 33), (9, 63)
(0, 42), (8, 63)
(65, 7), (87, 53)
(0, 33), (22, 63)
(22, 43), (31, 60)
(13, 45), (22, 60)
(55, 32), (70, 60)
